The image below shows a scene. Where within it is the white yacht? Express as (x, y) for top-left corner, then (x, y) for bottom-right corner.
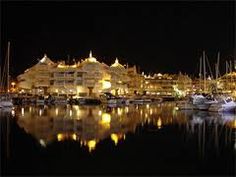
(208, 96), (236, 113)
(0, 99), (13, 108)
(191, 94), (216, 111)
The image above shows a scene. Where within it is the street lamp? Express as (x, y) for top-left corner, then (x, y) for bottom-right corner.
(11, 82), (16, 92)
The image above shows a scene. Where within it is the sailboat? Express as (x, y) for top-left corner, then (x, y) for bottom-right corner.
(0, 42), (14, 108)
(191, 51), (217, 110)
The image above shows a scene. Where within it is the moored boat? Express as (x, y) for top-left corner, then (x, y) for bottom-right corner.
(208, 96), (236, 113)
(191, 94), (217, 111)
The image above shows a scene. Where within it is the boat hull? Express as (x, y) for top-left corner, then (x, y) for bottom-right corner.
(0, 100), (13, 107)
(209, 104), (236, 113)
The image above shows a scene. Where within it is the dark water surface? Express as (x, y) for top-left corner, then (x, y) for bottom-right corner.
(1, 103), (235, 176)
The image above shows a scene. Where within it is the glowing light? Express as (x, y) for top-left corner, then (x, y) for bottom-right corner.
(102, 80), (111, 89)
(72, 133), (77, 140)
(117, 108), (122, 116)
(157, 118), (162, 129)
(57, 133), (78, 141)
(146, 104), (150, 109)
(125, 107), (129, 113)
(57, 63), (66, 68)
(55, 108), (59, 116)
(39, 109), (43, 116)
(111, 133), (119, 145)
(11, 109), (15, 117)
(98, 110), (102, 116)
(150, 108), (153, 115)
(145, 113), (148, 118)
(233, 119), (236, 129)
(87, 140), (96, 152)
(39, 139), (46, 147)
(57, 133), (63, 141)
(11, 82), (16, 86)
(101, 113), (111, 124)
(69, 109), (73, 117)
(21, 108), (24, 116)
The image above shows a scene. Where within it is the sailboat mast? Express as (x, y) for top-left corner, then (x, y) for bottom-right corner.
(199, 56), (202, 79)
(216, 52), (220, 80)
(215, 51), (220, 93)
(226, 61), (229, 74)
(199, 56), (202, 92)
(7, 41), (10, 93)
(203, 51), (206, 92)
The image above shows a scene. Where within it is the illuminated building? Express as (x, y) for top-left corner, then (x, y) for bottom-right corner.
(110, 58), (130, 96)
(217, 72), (236, 98)
(17, 52), (130, 97)
(17, 52), (193, 98)
(126, 65), (145, 95)
(17, 54), (55, 95)
(142, 72), (192, 98)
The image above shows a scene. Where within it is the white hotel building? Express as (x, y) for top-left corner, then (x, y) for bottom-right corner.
(17, 51), (130, 97)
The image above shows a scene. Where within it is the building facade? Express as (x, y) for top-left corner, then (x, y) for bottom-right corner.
(142, 72), (192, 98)
(17, 52), (193, 98)
(17, 52), (130, 97)
(217, 72), (236, 98)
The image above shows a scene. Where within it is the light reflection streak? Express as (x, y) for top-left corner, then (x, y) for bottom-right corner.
(55, 108), (58, 116)
(39, 109), (43, 116)
(87, 140), (96, 152)
(69, 109), (73, 117)
(14, 103), (235, 154)
(21, 108), (24, 116)
(157, 117), (162, 129)
(11, 109), (15, 117)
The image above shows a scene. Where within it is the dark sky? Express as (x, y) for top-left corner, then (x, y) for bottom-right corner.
(1, 1), (235, 78)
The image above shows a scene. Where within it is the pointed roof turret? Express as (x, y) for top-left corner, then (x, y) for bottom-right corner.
(89, 50), (92, 58)
(39, 53), (54, 65)
(115, 58), (119, 64)
(40, 53), (47, 63)
(111, 57), (124, 68)
(86, 50), (97, 62)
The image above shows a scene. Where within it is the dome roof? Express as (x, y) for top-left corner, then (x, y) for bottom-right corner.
(80, 51), (111, 71)
(84, 51), (97, 63)
(110, 58), (125, 69)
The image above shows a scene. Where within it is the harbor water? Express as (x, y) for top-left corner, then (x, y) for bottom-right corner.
(1, 102), (235, 175)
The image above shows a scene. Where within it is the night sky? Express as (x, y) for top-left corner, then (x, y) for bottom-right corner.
(1, 1), (235, 78)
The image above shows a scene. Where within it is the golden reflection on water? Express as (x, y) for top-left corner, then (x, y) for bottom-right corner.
(12, 103), (236, 153)
(157, 117), (162, 129)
